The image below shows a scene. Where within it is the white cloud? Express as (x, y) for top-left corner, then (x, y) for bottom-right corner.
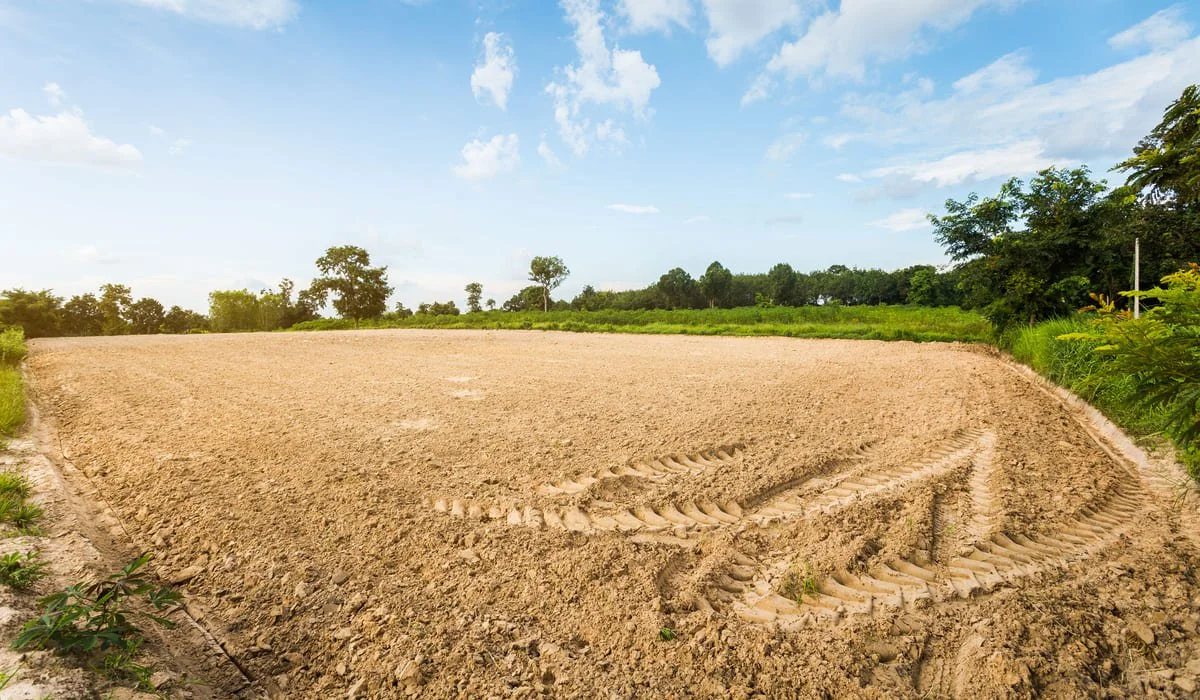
(168, 137), (191, 155)
(471, 32), (517, 110)
(766, 0), (1008, 84)
(740, 73), (773, 106)
(595, 118), (629, 147)
(0, 108), (141, 170)
(148, 124), (166, 136)
(608, 203), (660, 214)
(785, 191), (813, 199)
(869, 208), (930, 232)
(75, 245), (120, 264)
(537, 139), (565, 170)
(829, 29), (1200, 190)
(120, 0), (298, 29)
(867, 140), (1060, 187)
(618, 0), (691, 33)
(835, 173), (861, 182)
(547, 0), (662, 156)
(453, 133), (520, 181)
(42, 82), (65, 106)
(765, 131), (805, 161)
(1109, 6), (1191, 52)
(702, 0), (802, 66)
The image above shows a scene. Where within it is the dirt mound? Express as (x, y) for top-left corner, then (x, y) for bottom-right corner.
(25, 330), (1200, 697)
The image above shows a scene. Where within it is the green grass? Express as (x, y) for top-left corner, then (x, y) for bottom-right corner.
(292, 305), (992, 344)
(1009, 316), (1199, 475)
(0, 329), (25, 366)
(0, 329), (25, 439)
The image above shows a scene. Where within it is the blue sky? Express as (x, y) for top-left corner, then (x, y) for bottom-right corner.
(1, 0), (1197, 311)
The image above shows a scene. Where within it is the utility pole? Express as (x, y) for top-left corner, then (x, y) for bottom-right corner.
(1134, 237), (1141, 320)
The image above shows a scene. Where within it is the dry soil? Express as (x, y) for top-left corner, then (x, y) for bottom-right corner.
(24, 330), (1200, 698)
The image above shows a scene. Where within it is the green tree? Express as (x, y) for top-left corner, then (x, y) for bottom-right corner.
(503, 285), (547, 312)
(767, 263), (798, 306)
(307, 246), (392, 327)
(485, 298), (496, 311)
(126, 298), (165, 335)
(465, 282), (484, 313)
(0, 289), (62, 338)
(61, 294), (104, 336)
(98, 284), (132, 336)
(698, 261), (732, 308)
(162, 306), (207, 334)
(208, 290), (261, 332)
(657, 268), (696, 309)
(528, 256), (569, 312)
(1115, 84), (1200, 205)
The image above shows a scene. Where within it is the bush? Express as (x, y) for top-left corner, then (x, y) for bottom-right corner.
(0, 328), (25, 366)
(0, 551), (47, 589)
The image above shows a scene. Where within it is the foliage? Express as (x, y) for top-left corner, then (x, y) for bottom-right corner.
(504, 285), (551, 312)
(416, 300), (461, 316)
(0, 330), (26, 438)
(98, 284), (132, 336)
(307, 245), (392, 326)
(0, 551), (48, 589)
(1115, 84), (1200, 206)
(657, 627), (676, 642)
(464, 282), (484, 313)
(656, 267), (696, 309)
(0, 290), (62, 339)
(61, 293), (105, 336)
(698, 261), (732, 308)
(0, 328), (26, 366)
(291, 304), (991, 343)
(125, 298), (165, 335)
(14, 554), (180, 670)
(528, 256), (569, 312)
(162, 305), (209, 334)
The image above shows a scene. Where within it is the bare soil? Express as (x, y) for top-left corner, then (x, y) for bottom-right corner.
(23, 330), (1200, 698)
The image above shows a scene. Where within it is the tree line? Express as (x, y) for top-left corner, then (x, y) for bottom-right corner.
(2, 85), (1196, 338)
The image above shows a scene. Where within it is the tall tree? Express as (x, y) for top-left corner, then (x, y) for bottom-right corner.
(698, 261), (732, 308)
(162, 306), (208, 334)
(465, 282), (484, 313)
(767, 263), (798, 306)
(307, 246), (393, 327)
(1115, 84), (1200, 206)
(528, 256), (569, 312)
(657, 268), (696, 309)
(99, 284), (132, 336)
(62, 294), (105, 336)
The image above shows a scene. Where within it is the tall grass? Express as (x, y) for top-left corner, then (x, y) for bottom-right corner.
(1009, 316), (1197, 474)
(292, 305), (992, 344)
(0, 329), (26, 438)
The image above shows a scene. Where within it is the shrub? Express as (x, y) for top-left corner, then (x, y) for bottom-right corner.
(0, 551), (47, 589)
(0, 329), (25, 366)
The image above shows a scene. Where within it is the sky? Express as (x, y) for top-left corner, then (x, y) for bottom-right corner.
(1, 0), (1198, 312)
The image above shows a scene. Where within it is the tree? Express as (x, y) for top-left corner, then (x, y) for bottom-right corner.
(1115, 84), (1200, 206)
(0, 289), (62, 338)
(99, 284), (132, 336)
(162, 306), (208, 334)
(485, 298), (496, 311)
(208, 290), (261, 332)
(306, 246), (392, 327)
(503, 285), (547, 312)
(767, 263), (798, 306)
(126, 298), (165, 335)
(465, 282), (484, 313)
(528, 256), (569, 312)
(417, 300), (460, 316)
(698, 261), (733, 308)
(61, 294), (104, 336)
(278, 278), (319, 328)
(657, 268), (696, 309)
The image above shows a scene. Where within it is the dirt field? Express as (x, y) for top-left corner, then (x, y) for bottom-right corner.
(23, 330), (1200, 698)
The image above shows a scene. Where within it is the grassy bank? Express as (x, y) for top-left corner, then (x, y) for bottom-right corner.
(0, 329), (26, 440)
(1009, 317), (1199, 476)
(292, 305), (992, 344)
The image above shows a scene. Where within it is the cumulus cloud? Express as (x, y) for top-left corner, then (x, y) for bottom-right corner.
(42, 82), (65, 106)
(868, 140), (1060, 187)
(702, 0), (802, 66)
(618, 0), (691, 33)
(869, 208), (930, 232)
(761, 0), (1007, 92)
(547, 0), (661, 156)
(120, 0), (299, 29)
(0, 108), (142, 170)
(453, 133), (519, 181)
(1109, 6), (1191, 52)
(607, 203), (660, 214)
(471, 32), (517, 110)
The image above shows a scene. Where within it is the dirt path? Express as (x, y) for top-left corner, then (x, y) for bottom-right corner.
(24, 330), (1200, 698)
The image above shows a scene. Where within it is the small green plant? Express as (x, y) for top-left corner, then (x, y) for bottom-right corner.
(0, 550), (47, 589)
(0, 329), (26, 366)
(13, 553), (181, 676)
(779, 560), (818, 603)
(658, 627), (676, 642)
(0, 472), (30, 499)
(0, 667), (15, 691)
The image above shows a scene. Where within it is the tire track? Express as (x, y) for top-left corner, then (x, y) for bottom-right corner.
(719, 481), (1144, 627)
(534, 445), (742, 496)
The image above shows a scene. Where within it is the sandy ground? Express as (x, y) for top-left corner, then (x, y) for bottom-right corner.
(22, 329), (1200, 698)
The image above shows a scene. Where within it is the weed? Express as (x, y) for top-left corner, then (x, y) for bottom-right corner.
(0, 668), (14, 691)
(658, 627), (676, 642)
(0, 367), (23, 437)
(779, 560), (818, 603)
(0, 550), (47, 589)
(13, 553), (181, 674)
(0, 471), (30, 499)
(0, 329), (25, 367)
